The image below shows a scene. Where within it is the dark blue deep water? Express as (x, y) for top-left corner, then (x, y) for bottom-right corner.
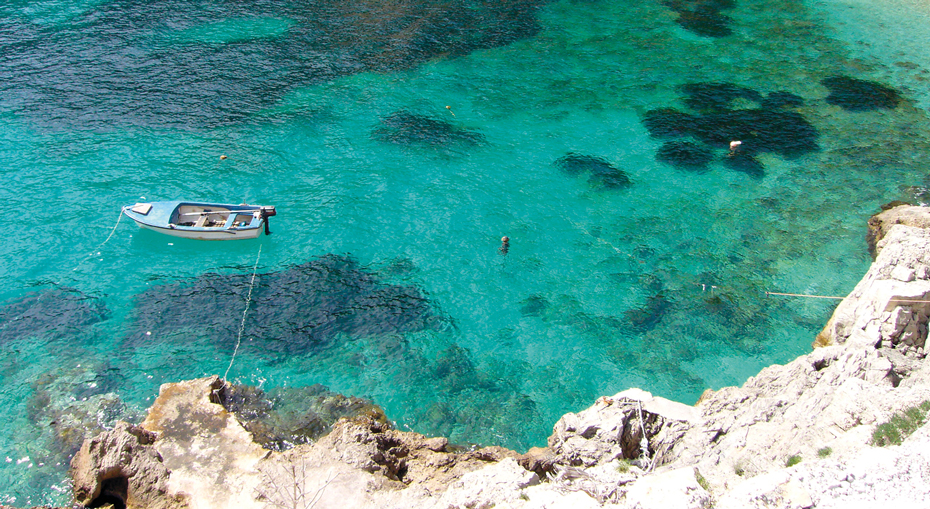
(3, 0), (930, 503)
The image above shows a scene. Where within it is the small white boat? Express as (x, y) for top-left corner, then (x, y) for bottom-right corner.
(123, 201), (277, 240)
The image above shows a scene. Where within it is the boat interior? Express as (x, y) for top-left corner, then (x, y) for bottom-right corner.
(173, 205), (257, 229)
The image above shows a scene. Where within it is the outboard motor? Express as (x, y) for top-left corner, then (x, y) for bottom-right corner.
(260, 206), (276, 236)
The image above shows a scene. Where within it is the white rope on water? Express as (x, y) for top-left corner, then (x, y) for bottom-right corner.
(223, 243), (263, 383)
(74, 209), (124, 270)
(568, 219), (631, 258)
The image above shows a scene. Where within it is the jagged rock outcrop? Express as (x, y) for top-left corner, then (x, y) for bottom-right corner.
(139, 376), (269, 509)
(866, 202), (930, 257)
(65, 205), (930, 508)
(820, 217), (930, 353)
(69, 421), (189, 509)
(547, 388), (696, 469)
(661, 344), (930, 489)
(310, 415), (519, 489)
(215, 380), (390, 451)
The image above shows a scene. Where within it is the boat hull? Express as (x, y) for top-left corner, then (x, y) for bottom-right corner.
(134, 222), (264, 240)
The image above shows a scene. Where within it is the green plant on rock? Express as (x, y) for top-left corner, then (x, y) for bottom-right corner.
(695, 470), (711, 492)
(616, 459), (632, 473)
(785, 455), (802, 467)
(871, 400), (930, 447)
(817, 447), (832, 458)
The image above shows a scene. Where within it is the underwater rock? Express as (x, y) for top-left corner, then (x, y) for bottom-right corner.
(690, 108), (819, 156)
(372, 111), (485, 147)
(679, 82), (763, 112)
(664, 0), (736, 38)
(624, 294), (673, 331)
(643, 83), (818, 175)
(641, 108), (696, 139)
(519, 294), (550, 317)
(379, 256), (418, 278)
(822, 76), (902, 111)
(433, 345), (485, 394)
(761, 91), (805, 109)
(218, 382), (388, 451)
(28, 361), (136, 458)
(656, 141), (713, 171)
(124, 254), (444, 358)
(721, 150), (764, 178)
(0, 288), (108, 344)
(10, 0), (550, 129)
(554, 153), (632, 189)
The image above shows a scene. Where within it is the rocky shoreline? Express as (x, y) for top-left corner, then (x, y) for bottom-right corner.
(28, 205), (930, 508)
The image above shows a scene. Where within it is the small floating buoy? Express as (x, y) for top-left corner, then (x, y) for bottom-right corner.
(220, 154), (228, 160)
(446, 105), (455, 117)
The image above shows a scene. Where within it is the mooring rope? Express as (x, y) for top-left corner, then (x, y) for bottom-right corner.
(765, 291), (847, 300)
(636, 401), (650, 470)
(765, 291), (930, 304)
(223, 243), (262, 383)
(73, 209), (124, 271)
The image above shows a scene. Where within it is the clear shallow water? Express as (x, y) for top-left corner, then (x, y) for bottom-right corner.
(2, 0), (930, 504)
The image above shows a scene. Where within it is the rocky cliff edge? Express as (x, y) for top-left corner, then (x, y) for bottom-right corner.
(69, 205), (930, 509)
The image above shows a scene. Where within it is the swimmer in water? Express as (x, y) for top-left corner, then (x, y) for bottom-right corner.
(499, 236), (510, 255)
(728, 140), (742, 156)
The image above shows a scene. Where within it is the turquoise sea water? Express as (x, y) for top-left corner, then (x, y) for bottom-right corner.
(3, 0), (930, 504)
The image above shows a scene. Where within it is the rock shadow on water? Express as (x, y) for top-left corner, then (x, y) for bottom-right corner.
(123, 254), (447, 359)
(373, 111), (486, 148)
(217, 381), (388, 451)
(0, 288), (109, 345)
(821, 76), (902, 111)
(554, 153), (632, 190)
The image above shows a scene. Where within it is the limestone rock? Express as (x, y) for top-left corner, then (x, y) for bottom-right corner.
(663, 341), (930, 491)
(437, 457), (539, 509)
(623, 467), (711, 509)
(69, 421), (189, 509)
(141, 376), (268, 509)
(312, 415), (519, 490)
(251, 444), (392, 509)
(818, 223), (930, 350)
(517, 446), (558, 477)
(866, 203), (930, 257)
(548, 389), (693, 468)
(714, 422), (930, 508)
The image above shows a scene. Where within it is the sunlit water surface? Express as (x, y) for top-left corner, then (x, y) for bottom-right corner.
(2, 0), (930, 504)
